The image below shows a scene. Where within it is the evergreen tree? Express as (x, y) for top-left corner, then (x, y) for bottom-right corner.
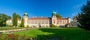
(17, 14), (21, 19)
(0, 14), (11, 26)
(12, 12), (21, 27)
(12, 13), (17, 26)
(20, 17), (24, 27)
(77, 1), (90, 30)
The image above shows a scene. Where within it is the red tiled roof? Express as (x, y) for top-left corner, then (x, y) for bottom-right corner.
(57, 18), (68, 20)
(29, 18), (50, 20)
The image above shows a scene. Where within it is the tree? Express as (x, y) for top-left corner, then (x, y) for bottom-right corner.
(12, 13), (17, 26)
(77, 1), (90, 30)
(0, 14), (11, 26)
(52, 12), (62, 18)
(51, 24), (57, 28)
(56, 13), (62, 18)
(17, 14), (21, 19)
(20, 17), (24, 27)
(12, 12), (21, 27)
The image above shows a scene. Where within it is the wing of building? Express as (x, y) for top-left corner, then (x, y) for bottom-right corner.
(6, 12), (71, 28)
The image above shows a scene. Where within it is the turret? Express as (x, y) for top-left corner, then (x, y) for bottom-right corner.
(23, 12), (28, 27)
(52, 11), (57, 25)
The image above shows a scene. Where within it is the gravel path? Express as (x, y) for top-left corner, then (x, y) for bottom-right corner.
(0, 28), (31, 34)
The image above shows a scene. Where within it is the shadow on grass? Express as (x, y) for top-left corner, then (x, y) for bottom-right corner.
(35, 28), (64, 40)
(36, 28), (90, 40)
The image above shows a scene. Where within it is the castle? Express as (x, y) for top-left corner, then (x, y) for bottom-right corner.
(6, 11), (71, 28)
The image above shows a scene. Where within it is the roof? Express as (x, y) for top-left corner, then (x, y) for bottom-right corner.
(29, 18), (50, 20)
(29, 17), (68, 20)
(57, 18), (68, 20)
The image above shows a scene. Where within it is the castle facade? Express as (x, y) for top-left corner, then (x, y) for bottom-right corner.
(6, 12), (71, 28)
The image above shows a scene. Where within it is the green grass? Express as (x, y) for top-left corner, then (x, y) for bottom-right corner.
(14, 28), (53, 37)
(14, 28), (90, 40)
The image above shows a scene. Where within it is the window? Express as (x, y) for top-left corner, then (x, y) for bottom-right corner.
(57, 20), (59, 24)
(60, 20), (62, 24)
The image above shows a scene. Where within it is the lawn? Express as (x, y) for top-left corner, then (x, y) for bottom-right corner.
(14, 28), (90, 40)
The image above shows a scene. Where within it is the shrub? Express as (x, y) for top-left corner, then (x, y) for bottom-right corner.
(77, 1), (90, 30)
(51, 24), (57, 28)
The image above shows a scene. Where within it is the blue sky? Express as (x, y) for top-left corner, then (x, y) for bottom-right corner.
(0, 0), (87, 18)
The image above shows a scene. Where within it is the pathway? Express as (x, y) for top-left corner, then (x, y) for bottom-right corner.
(0, 28), (31, 34)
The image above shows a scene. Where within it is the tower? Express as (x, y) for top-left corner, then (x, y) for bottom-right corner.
(52, 11), (57, 25)
(23, 12), (28, 27)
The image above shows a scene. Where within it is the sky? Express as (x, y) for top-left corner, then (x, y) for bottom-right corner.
(0, 0), (87, 18)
